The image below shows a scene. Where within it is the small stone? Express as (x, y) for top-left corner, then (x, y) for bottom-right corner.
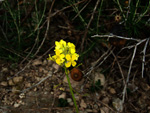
(19, 93), (25, 99)
(8, 79), (15, 86)
(0, 81), (8, 86)
(67, 98), (72, 103)
(59, 92), (66, 99)
(80, 111), (88, 113)
(52, 63), (60, 71)
(102, 97), (109, 104)
(86, 109), (93, 112)
(109, 87), (116, 94)
(94, 73), (105, 86)
(39, 67), (44, 73)
(13, 76), (23, 84)
(69, 102), (74, 106)
(75, 95), (80, 101)
(25, 82), (32, 87)
(47, 60), (53, 66)
(10, 71), (14, 75)
(80, 99), (87, 109)
(14, 102), (20, 108)
(35, 76), (41, 81)
(43, 69), (48, 74)
(42, 60), (47, 65)
(44, 91), (48, 95)
(100, 107), (109, 113)
(1, 67), (8, 73)
(93, 104), (99, 109)
(34, 87), (37, 91)
(12, 86), (20, 93)
(112, 98), (123, 112)
(100, 109), (105, 113)
(32, 59), (42, 66)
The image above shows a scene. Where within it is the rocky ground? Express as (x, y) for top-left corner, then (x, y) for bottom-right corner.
(0, 58), (150, 113)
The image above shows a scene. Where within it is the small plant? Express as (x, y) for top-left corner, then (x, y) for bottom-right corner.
(116, 0), (150, 37)
(48, 39), (79, 113)
(90, 79), (103, 92)
(58, 98), (69, 107)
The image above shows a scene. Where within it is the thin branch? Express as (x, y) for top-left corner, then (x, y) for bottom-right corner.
(91, 34), (141, 42)
(72, 0), (91, 21)
(84, 47), (112, 77)
(81, 0), (100, 51)
(110, 50), (126, 86)
(142, 38), (150, 78)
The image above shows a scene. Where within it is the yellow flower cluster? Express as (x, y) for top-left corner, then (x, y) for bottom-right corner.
(48, 40), (79, 68)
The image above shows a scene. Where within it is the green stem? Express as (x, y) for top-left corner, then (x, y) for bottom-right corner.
(64, 68), (79, 113)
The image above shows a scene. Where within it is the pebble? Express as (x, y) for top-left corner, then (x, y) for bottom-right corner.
(34, 87), (37, 91)
(67, 98), (72, 103)
(58, 92), (66, 99)
(14, 102), (20, 108)
(80, 99), (87, 109)
(25, 82), (32, 87)
(102, 97), (109, 104)
(47, 60), (53, 66)
(109, 87), (116, 94)
(43, 69), (48, 74)
(86, 109), (93, 112)
(42, 60), (47, 65)
(94, 73), (105, 86)
(0, 81), (8, 86)
(112, 98), (123, 112)
(69, 102), (74, 106)
(32, 59), (42, 66)
(13, 76), (23, 84)
(8, 79), (15, 86)
(1, 67), (8, 73)
(10, 71), (14, 75)
(80, 111), (88, 113)
(19, 93), (25, 99)
(52, 63), (60, 71)
(39, 67), (44, 73)
(93, 104), (99, 109)
(100, 107), (109, 113)
(12, 86), (20, 93)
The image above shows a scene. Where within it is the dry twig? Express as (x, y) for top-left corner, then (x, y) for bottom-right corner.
(81, 0), (100, 51)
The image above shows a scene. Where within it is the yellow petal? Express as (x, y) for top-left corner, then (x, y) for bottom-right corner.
(56, 59), (61, 65)
(60, 40), (66, 47)
(55, 49), (61, 55)
(65, 62), (71, 68)
(72, 61), (76, 67)
(60, 54), (65, 59)
(68, 42), (75, 48)
(66, 54), (71, 60)
(70, 48), (75, 54)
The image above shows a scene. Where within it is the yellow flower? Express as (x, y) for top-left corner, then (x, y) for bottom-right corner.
(68, 42), (75, 48)
(60, 39), (67, 47)
(48, 39), (79, 68)
(65, 54), (78, 68)
(68, 42), (76, 54)
(55, 40), (67, 53)
(53, 52), (65, 65)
